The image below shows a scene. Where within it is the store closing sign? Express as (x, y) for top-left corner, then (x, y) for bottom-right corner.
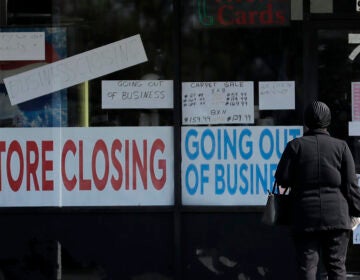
(0, 127), (174, 207)
(181, 126), (302, 206)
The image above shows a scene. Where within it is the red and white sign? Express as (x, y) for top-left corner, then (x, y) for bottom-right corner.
(0, 127), (174, 207)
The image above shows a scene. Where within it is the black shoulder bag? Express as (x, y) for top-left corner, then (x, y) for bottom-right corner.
(261, 181), (292, 226)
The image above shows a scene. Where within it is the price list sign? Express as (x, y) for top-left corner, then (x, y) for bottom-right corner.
(182, 81), (254, 125)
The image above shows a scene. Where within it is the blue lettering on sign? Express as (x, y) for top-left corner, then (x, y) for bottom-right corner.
(183, 127), (302, 197)
(185, 163), (209, 195)
(215, 164), (225, 195)
(201, 129), (215, 160)
(185, 128), (256, 161)
(185, 164), (198, 195)
(259, 128), (273, 160)
(185, 129), (199, 160)
(239, 164), (248, 195)
(239, 128), (253, 160)
(200, 164), (210, 193)
(256, 164), (268, 194)
(223, 129), (236, 160)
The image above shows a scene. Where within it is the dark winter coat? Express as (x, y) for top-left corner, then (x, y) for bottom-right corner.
(275, 128), (360, 232)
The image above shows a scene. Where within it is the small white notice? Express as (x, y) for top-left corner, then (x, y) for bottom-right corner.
(102, 80), (173, 109)
(259, 81), (295, 110)
(4, 34), (147, 105)
(349, 121), (360, 136)
(0, 32), (45, 61)
(182, 81), (254, 125)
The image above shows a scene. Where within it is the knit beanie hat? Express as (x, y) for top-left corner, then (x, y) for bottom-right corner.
(304, 101), (331, 129)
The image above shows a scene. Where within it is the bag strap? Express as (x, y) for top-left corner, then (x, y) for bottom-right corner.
(271, 180), (290, 195)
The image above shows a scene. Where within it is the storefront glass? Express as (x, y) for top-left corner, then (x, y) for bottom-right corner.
(0, 0), (360, 279)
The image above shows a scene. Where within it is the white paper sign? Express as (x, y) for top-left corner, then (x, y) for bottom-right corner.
(182, 81), (254, 125)
(4, 34), (148, 105)
(0, 127), (174, 207)
(259, 81), (295, 110)
(0, 32), (45, 61)
(349, 121), (360, 136)
(102, 80), (173, 109)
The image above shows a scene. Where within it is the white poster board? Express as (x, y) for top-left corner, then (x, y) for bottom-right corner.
(181, 126), (303, 206)
(0, 32), (45, 61)
(4, 34), (147, 105)
(0, 127), (174, 207)
(259, 81), (295, 110)
(349, 121), (360, 136)
(102, 80), (173, 108)
(182, 81), (254, 125)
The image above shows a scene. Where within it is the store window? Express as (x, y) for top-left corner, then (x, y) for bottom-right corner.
(2, 0), (174, 127)
(181, 0), (303, 127)
(0, 1), (176, 279)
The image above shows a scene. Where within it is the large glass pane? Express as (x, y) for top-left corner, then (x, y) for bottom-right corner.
(181, 0), (303, 126)
(0, 1), (176, 279)
(317, 28), (360, 275)
(3, 0), (174, 127)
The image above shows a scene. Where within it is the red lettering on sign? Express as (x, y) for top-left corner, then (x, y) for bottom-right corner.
(111, 139), (123, 190)
(62, 140), (77, 191)
(133, 140), (147, 190)
(60, 138), (167, 192)
(217, 3), (286, 26)
(0, 141), (6, 191)
(0, 140), (55, 193)
(125, 140), (130, 190)
(92, 140), (109, 191)
(26, 141), (40, 191)
(42, 141), (54, 191)
(217, 5), (234, 25)
(79, 140), (91, 190)
(7, 141), (23, 192)
(150, 139), (166, 190)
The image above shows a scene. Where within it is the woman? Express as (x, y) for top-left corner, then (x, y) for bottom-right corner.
(275, 101), (360, 280)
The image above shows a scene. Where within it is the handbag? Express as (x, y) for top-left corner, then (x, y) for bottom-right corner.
(261, 181), (292, 226)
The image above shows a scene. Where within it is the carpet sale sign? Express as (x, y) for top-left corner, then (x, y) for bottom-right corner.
(0, 127), (174, 207)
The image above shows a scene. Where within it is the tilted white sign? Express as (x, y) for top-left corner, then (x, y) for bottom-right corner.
(4, 34), (148, 105)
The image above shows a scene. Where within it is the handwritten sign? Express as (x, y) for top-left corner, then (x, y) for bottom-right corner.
(4, 34), (148, 105)
(352, 82), (360, 121)
(182, 81), (254, 125)
(0, 32), (45, 61)
(259, 81), (295, 110)
(102, 80), (173, 109)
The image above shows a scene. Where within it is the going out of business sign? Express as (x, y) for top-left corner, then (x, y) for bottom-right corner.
(196, 0), (290, 27)
(181, 126), (302, 205)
